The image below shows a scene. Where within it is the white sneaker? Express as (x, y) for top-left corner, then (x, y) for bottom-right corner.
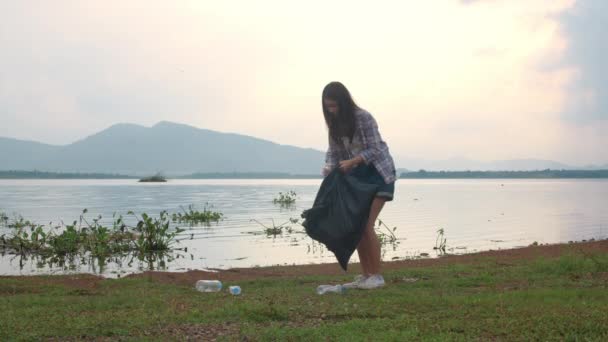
(358, 274), (385, 289)
(342, 274), (368, 289)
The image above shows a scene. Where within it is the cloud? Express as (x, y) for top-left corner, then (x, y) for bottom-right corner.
(0, 0), (605, 165)
(558, 0), (608, 123)
(0, 1), (281, 144)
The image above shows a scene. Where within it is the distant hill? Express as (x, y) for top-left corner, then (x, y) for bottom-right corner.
(393, 157), (582, 171)
(0, 122), (325, 175)
(400, 169), (608, 179)
(0, 170), (134, 179)
(1, 122), (605, 175)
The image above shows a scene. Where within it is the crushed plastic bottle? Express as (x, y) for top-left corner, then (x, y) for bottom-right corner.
(316, 284), (346, 295)
(229, 285), (241, 296)
(195, 280), (222, 292)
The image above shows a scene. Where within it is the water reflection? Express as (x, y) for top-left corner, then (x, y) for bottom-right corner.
(2, 249), (187, 276)
(1, 179), (607, 277)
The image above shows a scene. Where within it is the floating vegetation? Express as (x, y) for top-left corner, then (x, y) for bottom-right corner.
(250, 217), (303, 237)
(434, 228), (447, 254)
(138, 173), (167, 182)
(128, 211), (184, 253)
(2, 217), (50, 255)
(0, 209), (184, 266)
(171, 204), (223, 225)
(273, 190), (297, 207)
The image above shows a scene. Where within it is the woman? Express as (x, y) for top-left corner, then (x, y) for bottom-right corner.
(321, 81), (397, 290)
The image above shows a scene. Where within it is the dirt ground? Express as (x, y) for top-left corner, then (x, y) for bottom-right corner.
(3, 239), (606, 289)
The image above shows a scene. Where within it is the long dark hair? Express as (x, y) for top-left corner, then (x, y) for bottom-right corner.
(322, 81), (359, 144)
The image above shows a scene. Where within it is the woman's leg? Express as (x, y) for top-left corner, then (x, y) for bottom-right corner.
(356, 233), (370, 276)
(357, 197), (386, 275)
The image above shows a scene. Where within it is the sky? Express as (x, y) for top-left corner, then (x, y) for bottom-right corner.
(0, 0), (606, 166)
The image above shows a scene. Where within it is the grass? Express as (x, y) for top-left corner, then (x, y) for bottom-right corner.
(1, 246), (607, 340)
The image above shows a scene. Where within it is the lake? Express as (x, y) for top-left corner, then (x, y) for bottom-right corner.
(1, 179), (607, 277)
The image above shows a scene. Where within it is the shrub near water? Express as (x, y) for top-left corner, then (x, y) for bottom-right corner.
(0, 218), (49, 255)
(0, 209), (183, 260)
(130, 211), (183, 252)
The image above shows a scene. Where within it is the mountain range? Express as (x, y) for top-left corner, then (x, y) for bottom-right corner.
(1, 121), (606, 175)
(0, 122), (325, 175)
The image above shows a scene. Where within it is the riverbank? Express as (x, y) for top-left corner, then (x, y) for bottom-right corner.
(2, 240), (607, 340)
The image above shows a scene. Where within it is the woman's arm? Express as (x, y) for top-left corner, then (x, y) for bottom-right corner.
(356, 111), (383, 165)
(323, 135), (341, 176)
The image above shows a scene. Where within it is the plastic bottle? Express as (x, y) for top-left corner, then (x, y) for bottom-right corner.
(316, 284), (346, 295)
(229, 285), (241, 296)
(195, 280), (222, 292)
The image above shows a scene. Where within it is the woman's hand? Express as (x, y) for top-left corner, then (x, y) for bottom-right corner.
(339, 156), (363, 173)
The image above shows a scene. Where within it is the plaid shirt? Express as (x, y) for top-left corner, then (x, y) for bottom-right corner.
(325, 109), (397, 184)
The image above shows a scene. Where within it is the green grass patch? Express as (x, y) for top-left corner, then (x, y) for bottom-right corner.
(1, 249), (607, 340)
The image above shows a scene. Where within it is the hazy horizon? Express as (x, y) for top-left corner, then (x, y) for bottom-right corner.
(1, 120), (606, 171)
(1, 1), (607, 166)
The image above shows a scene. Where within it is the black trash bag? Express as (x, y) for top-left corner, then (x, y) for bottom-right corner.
(301, 168), (379, 270)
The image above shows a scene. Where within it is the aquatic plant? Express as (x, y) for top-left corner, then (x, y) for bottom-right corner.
(250, 218), (301, 237)
(138, 173), (167, 182)
(434, 228), (447, 254)
(129, 211), (184, 252)
(171, 204), (223, 225)
(1, 217), (49, 254)
(0, 209), (184, 259)
(273, 191), (297, 207)
(375, 219), (399, 246)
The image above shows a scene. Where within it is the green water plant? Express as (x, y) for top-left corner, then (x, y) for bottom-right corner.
(171, 204), (223, 225)
(0, 209), (184, 259)
(250, 218), (302, 237)
(434, 228), (447, 254)
(129, 211), (184, 253)
(138, 173), (167, 183)
(375, 219), (399, 248)
(1, 217), (49, 254)
(273, 191), (297, 207)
